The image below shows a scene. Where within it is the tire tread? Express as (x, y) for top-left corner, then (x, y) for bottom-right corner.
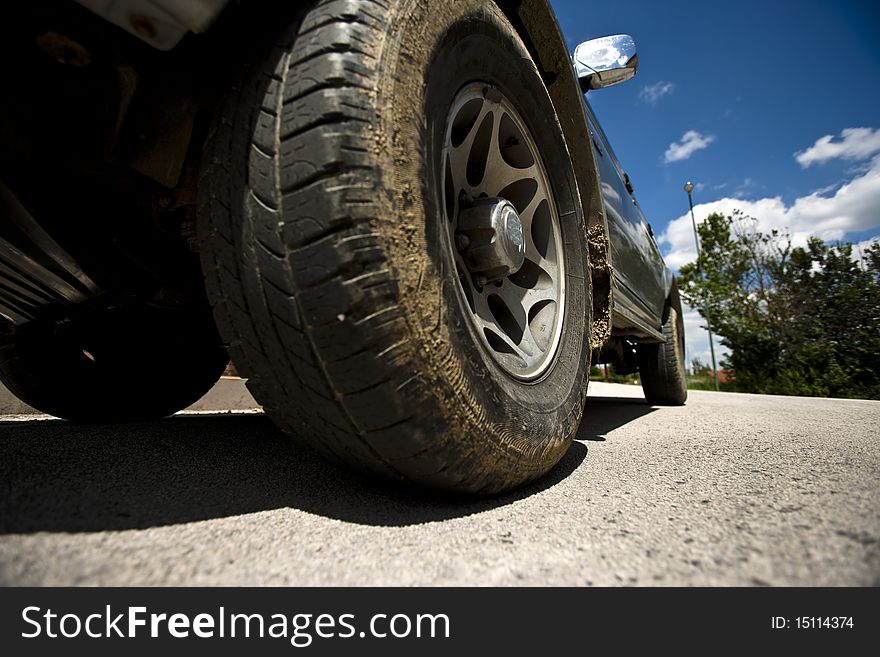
(198, 0), (588, 491)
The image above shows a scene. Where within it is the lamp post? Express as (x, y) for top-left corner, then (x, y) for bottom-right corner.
(684, 181), (720, 391)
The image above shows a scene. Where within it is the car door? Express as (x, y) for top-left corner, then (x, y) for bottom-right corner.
(582, 99), (667, 323)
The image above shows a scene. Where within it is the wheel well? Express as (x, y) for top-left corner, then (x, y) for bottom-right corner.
(0, 1), (296, 324)
(665, 277), (683, 325)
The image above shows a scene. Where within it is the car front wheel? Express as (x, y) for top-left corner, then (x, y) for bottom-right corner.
(198, 0), (593, 493)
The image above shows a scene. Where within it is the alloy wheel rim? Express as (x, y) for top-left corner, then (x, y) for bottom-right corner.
(441, 83), (566, 380)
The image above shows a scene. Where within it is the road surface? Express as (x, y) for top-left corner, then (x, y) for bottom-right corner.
(1, 380), (877, 586)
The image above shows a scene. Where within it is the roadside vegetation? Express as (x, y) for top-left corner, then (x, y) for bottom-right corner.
(686, 359), (724, 391)
(678, 211), (880, 399)
(590, 361), (727, 391)
(590, 364), (640, 385)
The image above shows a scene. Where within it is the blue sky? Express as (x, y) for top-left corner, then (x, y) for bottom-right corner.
(551, 0), (880, 366)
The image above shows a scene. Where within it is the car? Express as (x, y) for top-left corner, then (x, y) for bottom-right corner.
(0, 0), (686, 493)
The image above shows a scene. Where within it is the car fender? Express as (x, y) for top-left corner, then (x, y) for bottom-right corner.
(496, 0), (612, 350)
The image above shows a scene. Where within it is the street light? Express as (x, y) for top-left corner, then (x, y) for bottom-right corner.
(684, 181), (720, 391)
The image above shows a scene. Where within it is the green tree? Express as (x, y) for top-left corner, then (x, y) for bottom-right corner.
(678, 211), (880, 399)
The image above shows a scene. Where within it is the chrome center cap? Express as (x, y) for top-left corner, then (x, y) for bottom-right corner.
(456, 198), (526, 284)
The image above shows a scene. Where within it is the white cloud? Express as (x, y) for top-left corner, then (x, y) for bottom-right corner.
(733, 177), (760, 199)
(853, 236), (880, 264)
(659, 155), (880, 269)
(639, 81), (675, 105)
(794, 127), (880, 168)
(664, 131), (715, 164)
(573, 35), (634, 79)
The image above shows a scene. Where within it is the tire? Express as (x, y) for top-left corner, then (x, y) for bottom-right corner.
(638, 302), (688, 405)
(0, 308), (228, 421)
(198, 0), (592, 493)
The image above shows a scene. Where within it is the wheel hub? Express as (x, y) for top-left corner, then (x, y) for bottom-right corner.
(456, 197), (526, 286)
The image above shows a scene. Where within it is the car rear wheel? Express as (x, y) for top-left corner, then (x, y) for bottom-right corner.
(198, 0), (592, 493)
(638, 300), (688, 405)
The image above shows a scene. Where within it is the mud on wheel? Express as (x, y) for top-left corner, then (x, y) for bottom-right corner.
(198, 0), (593, 493)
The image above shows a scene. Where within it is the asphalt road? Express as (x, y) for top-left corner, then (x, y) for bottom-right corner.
(1, 381), (878, 586)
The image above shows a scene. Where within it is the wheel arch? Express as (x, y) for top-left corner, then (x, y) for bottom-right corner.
(495, 0), (612, 351)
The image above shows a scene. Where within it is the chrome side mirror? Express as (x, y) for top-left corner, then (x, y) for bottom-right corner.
(572, 34), (638, 91)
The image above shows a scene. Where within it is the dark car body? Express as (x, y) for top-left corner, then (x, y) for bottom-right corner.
(0, 0), (675, 403)
(584, 99), (671, 341)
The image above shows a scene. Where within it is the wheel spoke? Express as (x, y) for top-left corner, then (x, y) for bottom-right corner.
(481, 108), (539, 196)
(518, 192), (559, 282)
(520, 280), (557, 307)
(471, 291), (534, 361)
(524, 243), (558, 284)
(470, 290), (494, 332)
(518, 320), (545, 359)
(496, 277), (557, 356)
(448, 102), (492, 195)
